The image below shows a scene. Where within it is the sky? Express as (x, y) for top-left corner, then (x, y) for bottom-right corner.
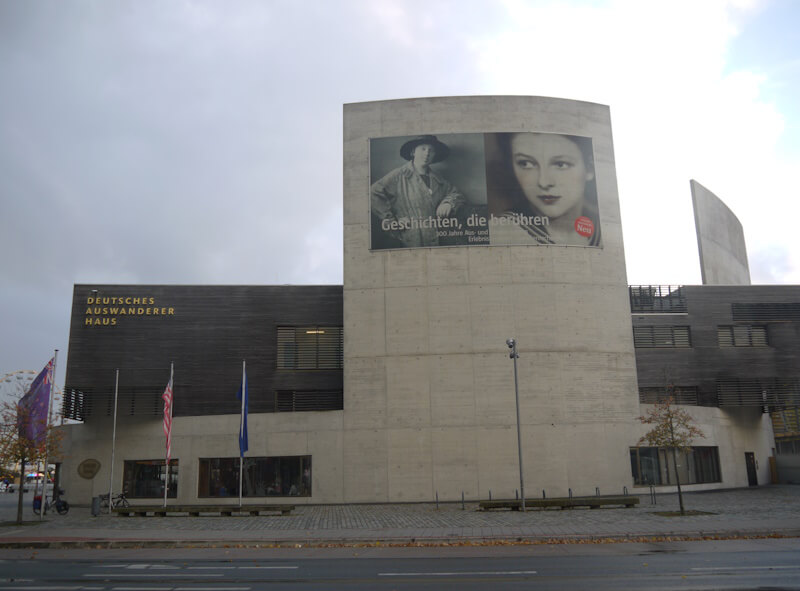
(1, 0), (799, 394)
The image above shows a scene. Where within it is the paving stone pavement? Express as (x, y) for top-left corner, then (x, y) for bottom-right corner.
(0, 486), (798, 547)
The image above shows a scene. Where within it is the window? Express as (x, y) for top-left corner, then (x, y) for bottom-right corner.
(717, 325), (768, 347)
(772, 407), (800, 435)
(716, 378), (791, 407)
(123, 459), (178, 498)
(198, 456), (311, 497)
(277, 326), (343, 370)
(63, 389), (85, 421)
(629, 446), (721, 486)
(275, 390), (343, 412)
(633, 326), (691, 348)
(732, 302), (800, 322)
(776, 439), (800, 455)
(638, 386), (698, 405)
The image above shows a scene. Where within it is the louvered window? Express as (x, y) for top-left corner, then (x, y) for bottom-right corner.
(716, 378), (800, 408)
(732, 303), (800, 322)
(633, 326), (691, 348)
(275, 390), (343, 412)
(277, 326), (343, 369)
(717, 325), (768, 347)
(638, 386), (699, 405)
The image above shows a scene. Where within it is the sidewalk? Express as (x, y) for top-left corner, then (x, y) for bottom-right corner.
(1, 486), (799, 548)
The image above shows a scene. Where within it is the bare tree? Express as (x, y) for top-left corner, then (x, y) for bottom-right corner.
(638, 396), (705, 515)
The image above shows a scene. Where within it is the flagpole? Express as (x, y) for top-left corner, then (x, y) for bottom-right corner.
(39, 350), (57, 522)
(34, 459), (41, 519)
(239, 360), (245, 508)
(108, 369), (119, 514)
(164, 363), (173, 509)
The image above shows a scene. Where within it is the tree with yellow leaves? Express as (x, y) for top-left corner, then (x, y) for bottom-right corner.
(638, 396), (705, 515)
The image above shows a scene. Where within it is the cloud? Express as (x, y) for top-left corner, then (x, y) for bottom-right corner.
(0, 0), (797, 381)
(467, 0), (795, 285)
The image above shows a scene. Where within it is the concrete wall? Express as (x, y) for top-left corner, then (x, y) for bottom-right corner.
(343, 96), (641, 502)
(58, 398), (776, 505)
(59, 410), (345, 506)
(632, 406), (774, 492)
(691, 180), (751, 285)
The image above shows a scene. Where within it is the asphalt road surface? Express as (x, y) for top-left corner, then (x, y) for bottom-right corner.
(1, 538), (799, 590)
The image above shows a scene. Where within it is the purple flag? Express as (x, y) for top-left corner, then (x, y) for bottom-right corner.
(18, 359), (54, 446)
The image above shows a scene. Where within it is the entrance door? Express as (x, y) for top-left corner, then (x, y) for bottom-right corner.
(745, 452), (758, 487)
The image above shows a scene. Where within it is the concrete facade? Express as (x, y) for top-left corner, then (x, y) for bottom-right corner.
(342, 96), (641, 502)
(61, 410), (346, 505)
(631, 405), (774, 491)
(691, 179), (751, 285)
(55, 97), (785, 507)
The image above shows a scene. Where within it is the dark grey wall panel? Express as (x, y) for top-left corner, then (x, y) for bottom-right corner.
(64, 285), (343, 419)
(633, 285), (800, 407)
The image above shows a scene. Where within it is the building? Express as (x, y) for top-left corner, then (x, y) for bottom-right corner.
(57, 96), (798, 505)
(630, 284), (800, 487)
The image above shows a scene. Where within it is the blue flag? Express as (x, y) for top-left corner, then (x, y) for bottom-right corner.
(18, 359), (54, 446)
(236, 371), (248, 457)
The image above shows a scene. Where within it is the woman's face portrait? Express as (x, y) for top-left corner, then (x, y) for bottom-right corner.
(510, 133), (594, 219)
(412, 143), (436, 168)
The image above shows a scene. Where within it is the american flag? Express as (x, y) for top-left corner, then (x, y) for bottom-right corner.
(162, 372), (173, 463)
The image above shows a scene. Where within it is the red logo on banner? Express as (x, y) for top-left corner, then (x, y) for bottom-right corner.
(574, 216), (594, 237)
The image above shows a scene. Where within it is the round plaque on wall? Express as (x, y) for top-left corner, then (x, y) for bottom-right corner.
(77, 458), (101, 479)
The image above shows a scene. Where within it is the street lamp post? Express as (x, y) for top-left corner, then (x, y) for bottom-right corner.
(506, 338), (525, 512)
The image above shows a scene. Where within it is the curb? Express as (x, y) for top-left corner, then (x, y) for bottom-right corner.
(1, 530), (798, 549)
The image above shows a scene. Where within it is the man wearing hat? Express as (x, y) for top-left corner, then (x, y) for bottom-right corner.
(371, 135), (465, 248)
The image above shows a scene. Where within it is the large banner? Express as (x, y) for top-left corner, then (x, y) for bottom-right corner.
(369, 132), (602, 250)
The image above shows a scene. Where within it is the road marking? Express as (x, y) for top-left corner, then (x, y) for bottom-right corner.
(379, 570), (538, 577)
(186, 566), (297, 570)
(84, 574), (223, 578)
(691, 566), (800, 571)
(174, 588), (252, 591)
(238, 566), (298, 570)
(0, 587), (97, 590)
(93, 564), (178, 569)
(0, 588), (77, 590)
(111, 588), (251, 591)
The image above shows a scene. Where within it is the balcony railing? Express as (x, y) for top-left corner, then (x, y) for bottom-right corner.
(629, 285), (687, 313)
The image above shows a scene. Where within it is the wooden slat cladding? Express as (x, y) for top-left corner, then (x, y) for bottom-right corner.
(632, 285), (800, 409)
(64, 285), (343, 419)
(638, 386), (699, 405)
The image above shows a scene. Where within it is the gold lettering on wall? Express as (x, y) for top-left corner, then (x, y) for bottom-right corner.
(83, 294), (176, 327)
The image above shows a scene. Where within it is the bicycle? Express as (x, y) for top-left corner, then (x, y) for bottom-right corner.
(99, 490), (130, 509)
(33, 488), (69, 515)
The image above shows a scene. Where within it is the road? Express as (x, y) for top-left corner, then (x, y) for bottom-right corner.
(1, 538), (799, 590)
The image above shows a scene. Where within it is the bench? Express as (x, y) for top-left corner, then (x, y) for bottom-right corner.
(479, 495), (639, 511)
(113, 504), (295, 517)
